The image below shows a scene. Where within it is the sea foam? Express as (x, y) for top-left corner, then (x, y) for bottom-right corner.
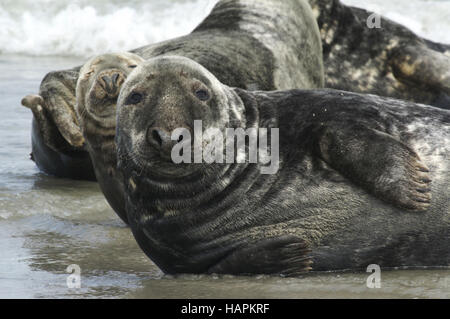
(0, 0), (219, 57)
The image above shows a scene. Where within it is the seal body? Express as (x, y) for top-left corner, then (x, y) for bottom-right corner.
(132, 0), (324, 91)
(116, 57), (449, 275)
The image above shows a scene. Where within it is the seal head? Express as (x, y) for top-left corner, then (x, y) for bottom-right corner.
(76, 52), (144, 131)
(117, 56), (246, 179)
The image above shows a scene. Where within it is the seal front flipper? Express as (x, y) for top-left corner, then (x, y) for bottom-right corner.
(207, 236), (312, 276)
(21, 94), (60, 151)
(314, 123), (432, 212)
(39, 68), (85, 148)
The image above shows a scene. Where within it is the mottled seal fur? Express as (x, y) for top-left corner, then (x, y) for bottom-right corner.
(116, 56), (449, 275)
(23, 0), (450, 180)
(309, 0), (450, 108)
(75, 52), (145, 223)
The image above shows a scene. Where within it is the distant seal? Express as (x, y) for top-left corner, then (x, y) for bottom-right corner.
(116, 56), (449, 275)
(75, 52), (145, 223)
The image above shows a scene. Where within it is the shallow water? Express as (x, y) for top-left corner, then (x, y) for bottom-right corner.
(1, 1), (450, 299)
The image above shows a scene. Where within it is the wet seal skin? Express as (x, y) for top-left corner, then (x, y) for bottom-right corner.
(75, 52), (145, 224)
(21, 0), (323, 179)
(22, 0), (450, 180)
(116, 56), (450, 275)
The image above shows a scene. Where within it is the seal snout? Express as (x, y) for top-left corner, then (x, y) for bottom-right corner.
(97, 70), (125, 96)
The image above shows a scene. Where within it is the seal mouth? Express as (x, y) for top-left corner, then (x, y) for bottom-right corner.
(136, 150), (200, 178)
(122, 141), (218, 180)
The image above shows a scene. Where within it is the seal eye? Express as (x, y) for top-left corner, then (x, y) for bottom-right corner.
(126, 92), (143, 105)
(129, 65), (137, 69)
(195, 89), (209, 101)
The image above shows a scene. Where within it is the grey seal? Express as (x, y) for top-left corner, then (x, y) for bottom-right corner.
(116, 56), (449, 275)
(75, 52), (145, 223)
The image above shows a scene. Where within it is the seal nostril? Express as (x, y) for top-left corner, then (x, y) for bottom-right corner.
(147, 127), (174, 155)
(101, 75), (113, 93)
(112, 73), (120, 85)
(152, 129), (163, 147)
(178, 135), (183, 143)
